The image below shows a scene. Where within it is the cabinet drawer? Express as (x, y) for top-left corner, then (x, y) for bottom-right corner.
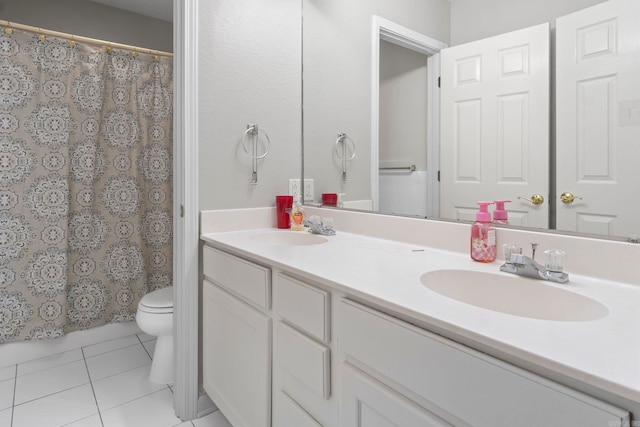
(202, 245), (271, 309)
(340, 299), (629, 427)
(275, 321), (331, 399)
(275, 273), (330, 342)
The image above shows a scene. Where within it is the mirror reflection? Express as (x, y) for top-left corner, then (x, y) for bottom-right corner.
(302, 0), (640, 240)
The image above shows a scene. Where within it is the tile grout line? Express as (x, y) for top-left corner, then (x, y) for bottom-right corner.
(84, 339), (141, 360)
(136, 333), (155, 360)
(80, 346), (105, 427)
(10, 364), (16, 427)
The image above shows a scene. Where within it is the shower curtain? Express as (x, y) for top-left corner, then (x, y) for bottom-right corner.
(0, 27), (173, 343)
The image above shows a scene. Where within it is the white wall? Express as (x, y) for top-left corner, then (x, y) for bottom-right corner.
(303, 0), (450, 204)
(450, 0), (607, 45)
(197, 0), (302, 210)
(0, 0), (172, 52)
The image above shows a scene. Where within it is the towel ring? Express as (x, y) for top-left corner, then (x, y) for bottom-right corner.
(241, 124), (271, 185)
(334, 132), (355, 183)
(242, 124), (270, 160)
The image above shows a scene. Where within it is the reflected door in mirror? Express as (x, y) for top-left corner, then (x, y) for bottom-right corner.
(440, 23), (550, 228)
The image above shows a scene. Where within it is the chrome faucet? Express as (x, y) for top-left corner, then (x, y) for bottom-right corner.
(303, 216), (336, 236)
(500, 243), (569, 283)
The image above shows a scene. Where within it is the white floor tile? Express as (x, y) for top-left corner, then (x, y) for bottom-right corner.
(85, 344), (151, 381)
(83, 334), (140, 358)
(93, 364), (166, 411)
(14, 359), (89, 405)
(101, 388), (182, 427)
(0, 365), (15, 381)
(12, 383), (98, 427)
(143, 339), (157, 358)
(62, 413), (103, 427)
(0, 377), (14, 411)
(17, 348), (84, 377)
(0, 407), (12, 426)
(136, 332), (155, 343)
(192, 410), (233, 427)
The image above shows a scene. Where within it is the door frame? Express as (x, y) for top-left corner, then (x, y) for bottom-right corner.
(371, 16), (447, 214)
(173, 0), (201, 420)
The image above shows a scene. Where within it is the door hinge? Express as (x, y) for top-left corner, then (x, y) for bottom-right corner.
(438, 76), (441, 88)
(437, 170), (440, 182)
(180, 204), (184, 218)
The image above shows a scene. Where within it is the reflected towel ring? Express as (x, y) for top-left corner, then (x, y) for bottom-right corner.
(334, 133), (356, 161)
(335, 132), (355, 183)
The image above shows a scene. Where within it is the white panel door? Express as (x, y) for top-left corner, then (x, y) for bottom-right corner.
(440, 24), (550, 227)
(556, 0), (640, 237)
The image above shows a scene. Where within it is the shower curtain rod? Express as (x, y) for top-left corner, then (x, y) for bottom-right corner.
(0, 19), (173, 58)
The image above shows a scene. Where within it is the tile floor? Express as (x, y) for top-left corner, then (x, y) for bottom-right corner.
(0, 332), (232, 427)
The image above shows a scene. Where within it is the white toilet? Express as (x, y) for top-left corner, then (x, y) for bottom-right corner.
(136, 286), (174, 384)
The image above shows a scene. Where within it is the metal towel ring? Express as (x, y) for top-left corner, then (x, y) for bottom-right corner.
(335, 133), (356, 183)
(241, 124), (270, 160)
(334, 133), (356, 162)
(242, 124), (270, 186)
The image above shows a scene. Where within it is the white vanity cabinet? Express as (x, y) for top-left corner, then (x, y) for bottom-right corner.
(339, 299), (630, 427)
(200, 241), (632, 427)
(202, 246), (272, 427)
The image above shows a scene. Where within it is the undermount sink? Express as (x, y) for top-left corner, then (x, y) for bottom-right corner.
(250, 231), (328, 246)
(420, 270), (609, 321)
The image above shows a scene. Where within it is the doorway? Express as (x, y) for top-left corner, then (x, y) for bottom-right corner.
(371, 16), (446, 217)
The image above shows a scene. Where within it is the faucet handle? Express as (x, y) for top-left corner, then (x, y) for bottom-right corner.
(544, 249), (566, 273)
(502, 243), (521, 262)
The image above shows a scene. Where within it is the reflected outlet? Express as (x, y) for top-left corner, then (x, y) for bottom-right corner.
(304, 179), (314, 201)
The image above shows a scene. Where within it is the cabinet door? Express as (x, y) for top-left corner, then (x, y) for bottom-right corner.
(341, 364), (450, 427)
(203, 279), (271, 427)
(340, 299), (629, 427)
(273, 391), (323, 427)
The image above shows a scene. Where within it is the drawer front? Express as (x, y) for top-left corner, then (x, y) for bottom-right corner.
(340, 300), (629, 427)
(202, 245), (271, 309)
(275, 321), (331, 399)
(275, 273), (330, 342)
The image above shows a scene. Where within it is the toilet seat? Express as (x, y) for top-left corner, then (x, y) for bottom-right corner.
(139, 286), (174, 314)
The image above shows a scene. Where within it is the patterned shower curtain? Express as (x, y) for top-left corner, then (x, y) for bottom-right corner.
(0, 27), (173, 343)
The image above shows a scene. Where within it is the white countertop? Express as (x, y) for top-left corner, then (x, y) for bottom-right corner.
(201, 226), (640, 404)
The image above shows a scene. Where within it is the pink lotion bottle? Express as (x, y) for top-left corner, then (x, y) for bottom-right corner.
(470, 201), (497, 263)
(493, 200), (511, 225)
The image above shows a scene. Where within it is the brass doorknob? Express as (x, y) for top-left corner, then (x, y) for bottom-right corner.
(560, 192), (583, 204)
(517, 194), (544, 205)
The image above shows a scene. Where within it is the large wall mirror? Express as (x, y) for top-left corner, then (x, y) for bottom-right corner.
(302, 0), (640, 241)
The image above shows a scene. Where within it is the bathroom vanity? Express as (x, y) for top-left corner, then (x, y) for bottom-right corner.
(200, 208), (640, 427)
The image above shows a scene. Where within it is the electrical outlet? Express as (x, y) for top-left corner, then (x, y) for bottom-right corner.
(288, 179), (301, 198)
(304, 178), (314, 201)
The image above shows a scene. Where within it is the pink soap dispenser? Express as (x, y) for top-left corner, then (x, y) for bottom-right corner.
(493, 200), (511, 225)
(471, 201), (497, 263)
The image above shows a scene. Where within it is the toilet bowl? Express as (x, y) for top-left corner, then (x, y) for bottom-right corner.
(136, 286), (174, 384)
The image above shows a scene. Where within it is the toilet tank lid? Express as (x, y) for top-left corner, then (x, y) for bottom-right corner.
(140, 286), (173, 308)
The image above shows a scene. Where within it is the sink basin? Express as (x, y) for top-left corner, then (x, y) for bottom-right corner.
(250, 231), (328, 246)
(420, 270), (609, 321)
